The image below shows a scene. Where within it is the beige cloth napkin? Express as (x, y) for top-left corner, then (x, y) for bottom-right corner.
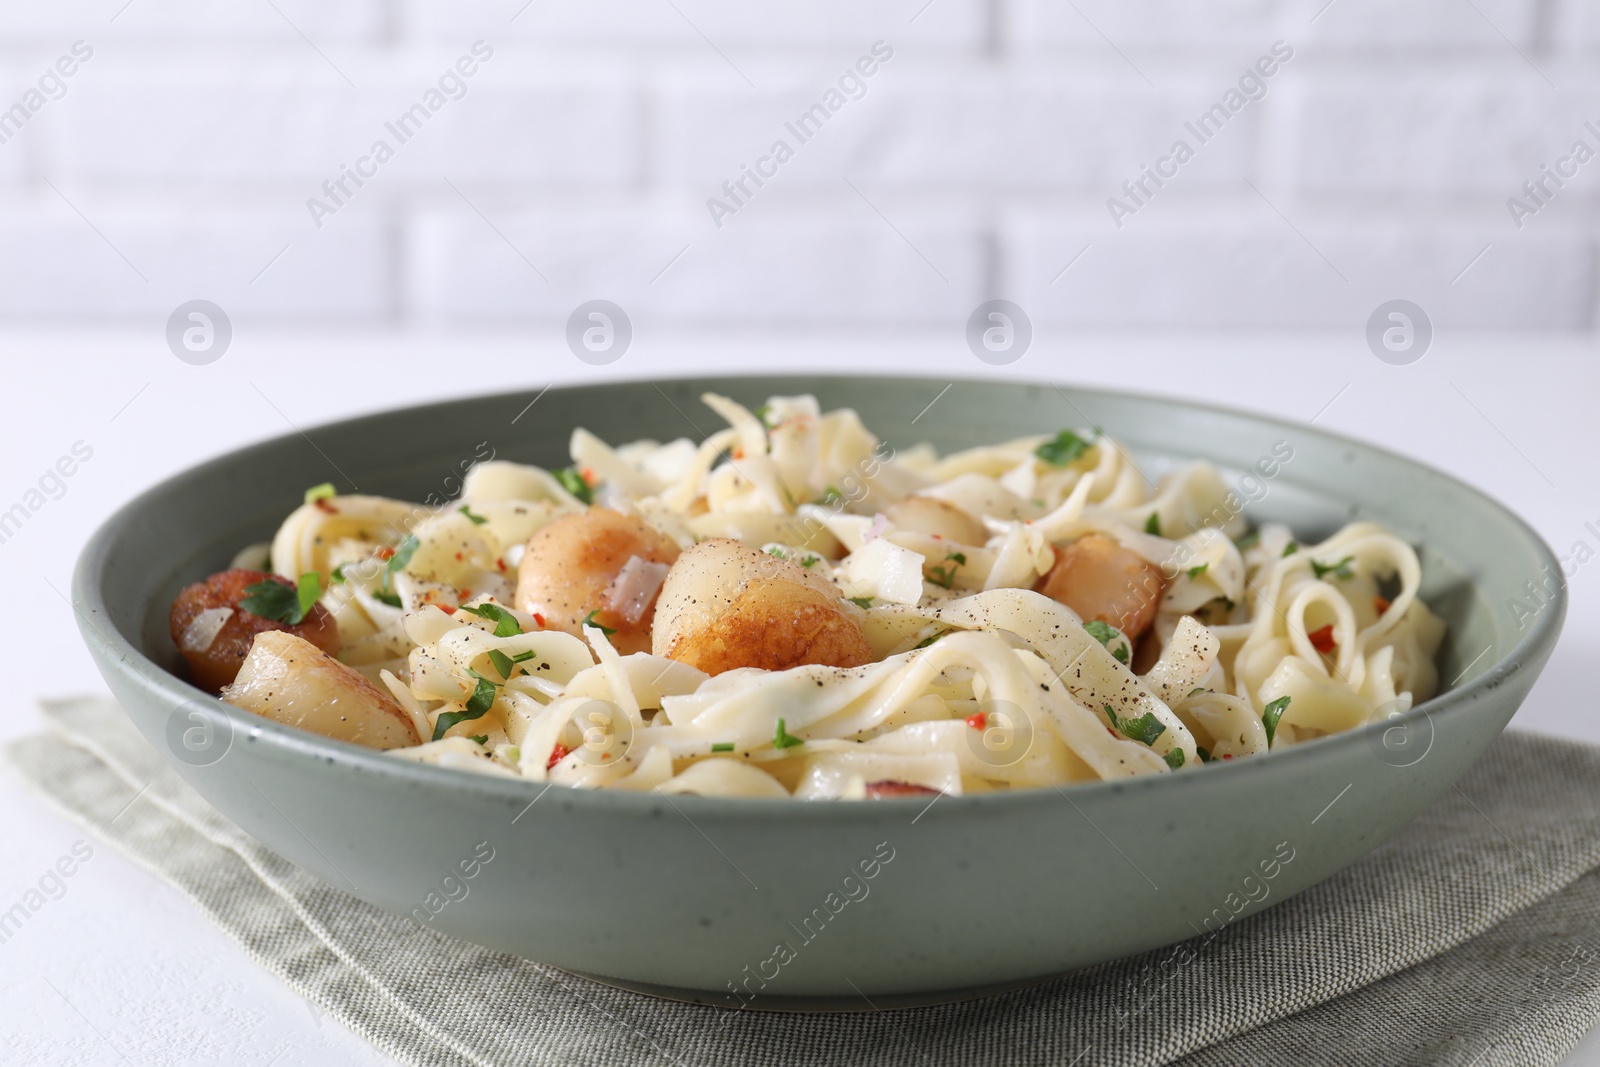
(8, 696), (1600, 1067)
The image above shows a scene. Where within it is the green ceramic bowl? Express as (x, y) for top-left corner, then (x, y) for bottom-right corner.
(73, 376), (1565, 1009)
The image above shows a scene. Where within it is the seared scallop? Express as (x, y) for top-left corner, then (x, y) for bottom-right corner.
(514, 507), (681, 655)
(1035, 534), (1166, 639)
(652, 538), (873, 675)
(169, 568), (340, 693)
(221, 631), (418, 749)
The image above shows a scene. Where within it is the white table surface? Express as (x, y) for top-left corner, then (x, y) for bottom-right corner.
(1, 329), (1596, 1065)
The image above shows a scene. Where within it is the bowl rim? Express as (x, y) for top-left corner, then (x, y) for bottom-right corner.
(73, 372), (1569, 817)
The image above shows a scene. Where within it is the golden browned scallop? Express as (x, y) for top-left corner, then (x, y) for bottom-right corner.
(1034, 534), (1166, 640)
(652, 538), (873, 676)
(514, 507), (681, 655)
(221, 631), (419, 749)
(169, 568), (341, 693)
(883, 495), (987, 546)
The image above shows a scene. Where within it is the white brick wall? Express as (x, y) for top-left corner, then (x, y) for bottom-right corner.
(1, 0), (1596, 332)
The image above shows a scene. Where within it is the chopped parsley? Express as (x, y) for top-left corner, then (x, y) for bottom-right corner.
(1035, 429), (1096, 468)
(1164, 748), (1185, 770)
(1282, 542), (1299, 557)
(486, 647), (536, 680)
(330, 563), (347, 584)
(460, 602), (523, 638)
(848, 596), (875, 609)
(555, 466), (593, 505)
(913, 631), (946, 649)
(753, 404), (777, 427)
(379, 535), (420, 605)
(818, 487), (843, 507)
(800, 555), (820, 568)
(1235, 529), (1261, 551)
(1145, 512), (1162, 536)
(469, 734), (489, 746)
(458, 504), (488, 525)
(1196, 745), (1213, 763)
(583, 609), (617, 636)
(433, 677), (497, 741)
(1188, 687), (1208, 698)
(711, 742), (735, 753)
(773, 718), (804, 749)
(240, 572), (323, 624)
(1187, 563), (1210, 580)
(928, 551), (968, 590)
(1261, 696), (1291, 746)
(1082, 619), (1130, 664)
(765, 546), (788, 559)
(1103, 704), (1167, 747)
(1310, 555), (1355, 580)
(303, 482), (336, 504)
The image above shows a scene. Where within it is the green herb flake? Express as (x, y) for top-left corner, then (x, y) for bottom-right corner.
(1112, 644), (1130, 665)
(241, 579), (298, 623)
(711, 742), (735, 753)
(469, 734), (489, 745)
(773, 718), (805, 749)
(1083, 620), (1119, 645)
(379, 535), (420, 603)
(765, 546), (788, 560)
(928, 551), (967, 590)
(1196, 745), (1213, 763)
(1164, 748), (1186, 770)
(1310, 555), (1355, 580)
(1282, 542), (1299, 557)
(304, 482), (337, 504)
(1035, 429), (1096, 468)
(800, 555), (820, 568)
(583, 609), (618, 637)
(753, 404), (776, 427)
(330, 563), (347, 584)
(1261, 696), (1292, 746)
(1187, 563), (1210, 580)
(818, 487), (843, 507)
(461, 602), (523, 638)
(433, 677), (498, 741)
(1145, 512), (1162, 537)
(913, 631), (946, 650)
(486, 649), (516, 681)
(1119, 712), (1167, 747)
(459, 504), (488, 526)
(555, 467), (594, 505)
(849, 596), (875, 609)
(1235, 529), (1261, 551)
(1188, 687), (1208, 698)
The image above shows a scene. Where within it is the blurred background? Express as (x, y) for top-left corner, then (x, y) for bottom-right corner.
(0, 0), (1591, 332)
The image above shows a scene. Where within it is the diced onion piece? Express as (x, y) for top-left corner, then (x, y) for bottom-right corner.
(179, 607), (234, 653)
(842, 538), (926, 606)
(604, 555), (671, 625)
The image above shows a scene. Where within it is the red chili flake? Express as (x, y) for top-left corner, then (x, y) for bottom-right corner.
(1374, 596), (1392, 616)
(965, 712), (987, 730)
(532, 613), (547, 628)
(580, 467), (598, 487)
(313, 498), (339, 514)
(454, 552), (464, 561)
(1308, 624), (1336, 654)
(733, 449), (745, 460)
(496, 557), (507, 573)
(1221, 753), (1234, 760)
(458, 588), (472, 600)
(438, 604), (457, 615)
(375, 546), (396, 561)
(546, 743), (570, 770)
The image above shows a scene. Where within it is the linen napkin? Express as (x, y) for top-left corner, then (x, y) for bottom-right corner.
(8, 696), (1600, 1067)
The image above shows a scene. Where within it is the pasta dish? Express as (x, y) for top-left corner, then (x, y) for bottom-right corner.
(167, 393), (1446, 800)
